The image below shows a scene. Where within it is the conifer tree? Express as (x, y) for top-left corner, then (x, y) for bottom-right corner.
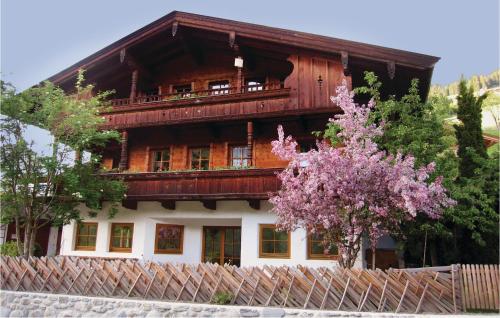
(454, 79), (487, 178)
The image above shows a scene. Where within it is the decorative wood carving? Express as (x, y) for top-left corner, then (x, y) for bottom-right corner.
(119, 130), (129, 171)
(160, 200), (176, 210)
(229, 31), (236, 48)
(103, 168), (282, 201)
(122, 199), (137, 210)
(119, 48), (126, 63)
(387, 61), (396, 80)
(202, 200), (216, 210)
(172, 21), (178, 37)
(340, 51), (349, 76)
(102, 89), (294, 130)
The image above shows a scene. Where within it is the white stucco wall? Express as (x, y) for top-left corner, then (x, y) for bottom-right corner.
(61, 201), (363, 268)
(46, 226), (60, 256)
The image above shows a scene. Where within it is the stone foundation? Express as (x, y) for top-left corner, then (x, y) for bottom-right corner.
(0, 290), (481, 317)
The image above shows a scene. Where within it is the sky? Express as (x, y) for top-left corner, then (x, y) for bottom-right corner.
(1, 0), (499, 149)
(1, 0), (499, 91)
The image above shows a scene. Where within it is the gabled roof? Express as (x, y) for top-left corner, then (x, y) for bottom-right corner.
(47, 11), (439, 85)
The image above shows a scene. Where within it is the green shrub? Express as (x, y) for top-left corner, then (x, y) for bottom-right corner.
(0, 241), (20, 256)
(0, 241), (43, 256)
(212, 291), (233, 305)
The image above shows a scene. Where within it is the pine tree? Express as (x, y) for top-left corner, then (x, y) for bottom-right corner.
(454, 80), (487, 178)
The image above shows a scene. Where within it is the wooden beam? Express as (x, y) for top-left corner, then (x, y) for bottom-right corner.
(387, 61), (396, 80)
(129, 70), (138, 102)
(247, 199), (260, 210)
(172, 21), (179, 37)
(229, 31), (236, 48)
(160, 200), (176, 210)
(202, 200), (216, 210)
(122, 200), (137, 210)
(341, 51), (350, 76)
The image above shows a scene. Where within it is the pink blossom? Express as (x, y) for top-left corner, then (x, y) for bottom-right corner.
(270, 81), (455, 268)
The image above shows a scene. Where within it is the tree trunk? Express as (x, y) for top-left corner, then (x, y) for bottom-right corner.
(22, 220), (31, 258)
(371, 246), (376, 270)
(29, 226), (38, 257)
(422, 230), (428, 267)
(395, 241), (406, 269)
(14, 216), (22, 256)
(338, 239), (361, 268)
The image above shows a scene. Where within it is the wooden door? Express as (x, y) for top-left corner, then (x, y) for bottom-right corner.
(202, 226), (241, 266)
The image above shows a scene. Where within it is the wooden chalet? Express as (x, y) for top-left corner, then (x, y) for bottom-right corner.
(42, 11), (438, 267)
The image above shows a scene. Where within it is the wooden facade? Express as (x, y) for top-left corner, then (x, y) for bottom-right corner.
(45, 11), (439, 208)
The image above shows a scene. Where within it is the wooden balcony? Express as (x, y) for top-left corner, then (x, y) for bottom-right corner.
(109, 83), (284, 108)
(101, 168), (282, 210)
(101, 83), (295, 129)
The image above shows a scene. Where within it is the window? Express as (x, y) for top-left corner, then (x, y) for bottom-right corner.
(155, 224), (184, 254)
(230, 145), (251, 168)
(151, 149), (170, 172)
(203, 227), (241, 266)
(190, 147), (210, 170)
(307, 230), (339, 260)
(245, 78), (264, 92)
(209, 80), (230, 95)
(173, 84), (192, 97)
(109, 223), (134, 252)
(75, 222), (98, 251)
(259, 224), (290, 258)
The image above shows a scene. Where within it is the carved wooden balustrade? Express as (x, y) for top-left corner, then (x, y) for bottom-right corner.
(109, 83), (285, 107)
(102, 83), (292, 129)
(101, 168), (282, 209)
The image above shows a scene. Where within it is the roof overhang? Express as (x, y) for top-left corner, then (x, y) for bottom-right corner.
(46, 11), (440, 86)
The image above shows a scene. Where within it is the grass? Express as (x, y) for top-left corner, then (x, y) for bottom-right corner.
(483, 127), (499, 138)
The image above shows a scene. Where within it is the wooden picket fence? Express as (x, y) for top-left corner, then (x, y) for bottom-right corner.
(0, 256), (498, 313)
(459, 264), (499, 311)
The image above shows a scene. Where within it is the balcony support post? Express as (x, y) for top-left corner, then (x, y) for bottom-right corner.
(236, 67), (242, 93)
(119, 130), (129, 171)
(247, 121), (253, 166)
(129, 69), (138, 102)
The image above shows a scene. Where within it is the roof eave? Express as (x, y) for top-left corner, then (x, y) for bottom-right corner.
(46, 11), (440, 86)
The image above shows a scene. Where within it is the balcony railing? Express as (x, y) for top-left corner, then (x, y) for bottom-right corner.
(110, 83), (284, 107)
(101, 168), (282, 201)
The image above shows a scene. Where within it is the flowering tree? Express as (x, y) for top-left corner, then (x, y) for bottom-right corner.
(270, 83), (455, 268)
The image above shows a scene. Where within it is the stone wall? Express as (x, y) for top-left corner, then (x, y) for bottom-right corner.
(0, 290), (476, 318)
